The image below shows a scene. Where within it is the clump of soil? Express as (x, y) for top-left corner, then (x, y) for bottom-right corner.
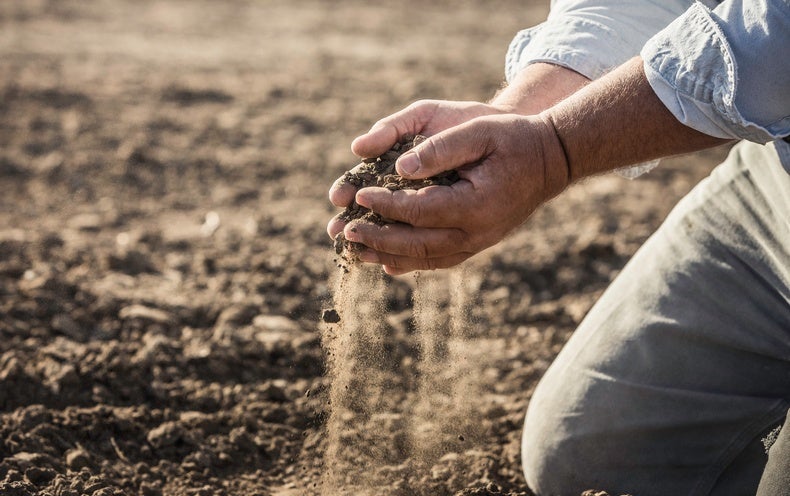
(333, 134), (460, 257)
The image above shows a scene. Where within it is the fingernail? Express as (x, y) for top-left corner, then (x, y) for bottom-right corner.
(397, 153), (420, 175)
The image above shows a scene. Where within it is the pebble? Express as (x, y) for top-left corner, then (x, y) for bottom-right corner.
(261, 381), (287, 402)
(252, 314), (300, 332)
(65, 448), (91, 471)
(51, 314), (86, 341)
(320, 308), (341, 324)
(24, 466), (56, 485)
(118, 305), (174, 325)
(147, 421), (185, 449)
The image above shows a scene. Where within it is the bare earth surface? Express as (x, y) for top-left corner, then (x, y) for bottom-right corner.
(0, 1), (729, 495)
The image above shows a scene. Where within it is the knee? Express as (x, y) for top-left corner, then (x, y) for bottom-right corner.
(520, 373), (616, 496)
(521, 397), (589, 496)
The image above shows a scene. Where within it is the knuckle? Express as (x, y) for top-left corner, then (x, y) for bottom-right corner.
(410, 99), (435, 111)
(425, 136), (452, 167)
(371, 116), (390, 130)
(391, 190), (422, 225)
(412, 100), (439, 127)
(421, 138), (440, 161)
(403, 200), (423, 225)
(365, 232), (387, 253)
(406, 237), (429, 259)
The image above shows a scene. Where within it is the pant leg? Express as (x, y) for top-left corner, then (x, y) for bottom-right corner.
(522, 141), (790, 496)
(756, 409), (790, 496)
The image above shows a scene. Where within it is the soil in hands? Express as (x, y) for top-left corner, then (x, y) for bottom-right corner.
(333, 134), (460, 260)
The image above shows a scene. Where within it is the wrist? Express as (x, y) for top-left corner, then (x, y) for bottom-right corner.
(490, 63), (590, 116)
(532, 114), (571, 197)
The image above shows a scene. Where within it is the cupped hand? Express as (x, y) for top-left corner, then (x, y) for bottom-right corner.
(327, 99), (512, 237)
(336, 113), (570, 275)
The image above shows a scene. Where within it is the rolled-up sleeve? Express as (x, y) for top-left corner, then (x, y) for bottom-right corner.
(506, 0), (701, 82)
(641, 0), (790, 143)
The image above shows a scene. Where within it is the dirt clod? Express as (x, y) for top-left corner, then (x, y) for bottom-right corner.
(334, 134), (460, 259)
(320, 308), (341, 324)
(65, 448), (91, 471)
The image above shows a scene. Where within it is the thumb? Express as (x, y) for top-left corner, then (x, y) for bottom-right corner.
(351, 100), (438, 159)
(396, 119), (492, 179)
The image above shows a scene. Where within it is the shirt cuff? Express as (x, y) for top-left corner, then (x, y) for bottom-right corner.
(505, 16), (637, 83)
(641, 2), (783, 144)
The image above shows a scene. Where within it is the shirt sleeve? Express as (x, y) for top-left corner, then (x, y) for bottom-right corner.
(505, 0), (705, 82)
(506, 0), (709, 177)
(641, 0), (790, 143)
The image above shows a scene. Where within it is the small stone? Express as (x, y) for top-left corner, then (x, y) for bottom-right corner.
(65, 448), (91, 471)
(252, 314), (300, 332)
(147, 421), (185, 449)
(321, 308), (340, 324)
(200, 211), (221, 237)
(3, 469), (22, 482)
(24, 466), (56, 485)
(213, 304), (259, 340)
(106, 249), (158, 275)
(118, 305), (174, 325)
(51, 314), (86, 341)
(485, 482), (501, 493)
(261, 382), (287, 402)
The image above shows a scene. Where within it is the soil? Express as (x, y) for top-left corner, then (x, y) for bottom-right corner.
(0, 1), (729, 495)
(333, 134), (459, 258)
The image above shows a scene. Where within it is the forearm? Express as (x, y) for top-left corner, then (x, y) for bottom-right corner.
(542, 57), (731, 182)
(491, 63), (590, 115)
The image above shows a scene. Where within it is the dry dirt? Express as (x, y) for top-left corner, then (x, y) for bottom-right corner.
(0, 1), (730, 495)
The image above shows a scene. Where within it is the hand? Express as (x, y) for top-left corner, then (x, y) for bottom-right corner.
(335, 113), (570, 275)
(327, 100), (512, 238)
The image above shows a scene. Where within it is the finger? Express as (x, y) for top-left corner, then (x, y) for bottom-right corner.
(395, 117), (494, 179)
(355, 182), (474, 228)
(344, 220), (468, 259)
(383, 255), (469, 275)
(329, 176), (357, 208)
(352, 244), (472, 276)
(328, 161), (370, 207)
(374, 251), (472, 275)
(326, 214), (346, 239)
(351, 101), (438, 158)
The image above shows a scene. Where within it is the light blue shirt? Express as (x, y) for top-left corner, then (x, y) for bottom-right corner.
(506, 0), (790, 171)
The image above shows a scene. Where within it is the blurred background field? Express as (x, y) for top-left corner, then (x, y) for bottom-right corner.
(0, 1), (727, 495)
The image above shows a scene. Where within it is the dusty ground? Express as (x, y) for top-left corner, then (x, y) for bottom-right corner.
(0, 1), (730, 495)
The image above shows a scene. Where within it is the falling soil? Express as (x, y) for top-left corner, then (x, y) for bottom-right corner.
(323, 137), (481, 494)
